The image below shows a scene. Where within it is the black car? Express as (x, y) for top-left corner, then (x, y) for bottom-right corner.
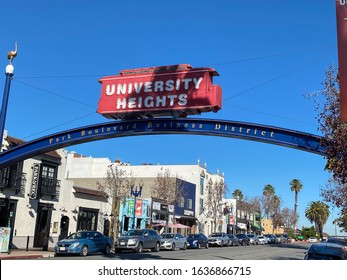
(227, 234), (240, 246)
(236, 233), (250, 246)
(186, 233), (209, 249)
(304, 242), (347, 260)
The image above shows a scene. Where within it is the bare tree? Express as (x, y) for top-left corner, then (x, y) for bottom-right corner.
(97, 165), (131, 241)
(151, 169), (186, 231)
(151, 169), (184, 204)
(205, 179), (228, 232)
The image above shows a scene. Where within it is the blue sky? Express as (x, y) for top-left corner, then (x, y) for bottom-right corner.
(0, 0), (342, 235)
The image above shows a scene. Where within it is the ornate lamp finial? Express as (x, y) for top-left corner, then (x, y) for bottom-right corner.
(7, 42), (18, 64)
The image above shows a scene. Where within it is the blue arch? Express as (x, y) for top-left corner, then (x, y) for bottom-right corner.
(0, 118), (326, 169)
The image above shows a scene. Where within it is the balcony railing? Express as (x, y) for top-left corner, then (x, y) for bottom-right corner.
(0, 170), (27, 194)
(40, 177), (61, 199)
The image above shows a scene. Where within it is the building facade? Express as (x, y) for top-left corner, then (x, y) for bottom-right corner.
(65, 152), (226, 236)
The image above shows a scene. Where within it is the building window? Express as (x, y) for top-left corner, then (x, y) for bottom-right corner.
(0, 162), (26, 194)
(178, 197), (184, 208)
(200, 178), (204, 195)
(39, 163), (60, 199)
(77, 208), (98, 231)
(186, 198), (193, 209)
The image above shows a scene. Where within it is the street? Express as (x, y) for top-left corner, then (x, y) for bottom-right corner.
(51, 242), (310, 260)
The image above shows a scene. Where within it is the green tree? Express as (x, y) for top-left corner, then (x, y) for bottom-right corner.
(305, 201), (330, 240)
(290, 178), (303, 234)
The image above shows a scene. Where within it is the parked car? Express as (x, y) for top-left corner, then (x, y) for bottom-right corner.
(304, 242), (347, 260)
(227, 234), (240, 246)
(208, 232), (229, 247)
(114, 228), (161, 253)
(186, 233), (209, 249)
(236, 233), (250, 246)
(54, 230), (112, 256)
(282, 234), (291, 243)
(257, 235), (268, 245)
(308, 236), (318, 243)
(275, 234), (285, 243)
(160, 233), (187, 250)
(264, 234), (276, 244)
(247, 234), (259, 245)
(326, 237), (347, 251)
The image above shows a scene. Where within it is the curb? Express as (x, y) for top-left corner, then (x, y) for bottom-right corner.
(0, 254), (55, 260)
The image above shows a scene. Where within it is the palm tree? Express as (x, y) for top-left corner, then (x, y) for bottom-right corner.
(263, 184), (275, 197)
(232, 188), (243, 200)
(290, 178), (303, 235)
(262, 184), (275, 218)
(305, 201), (330, 240)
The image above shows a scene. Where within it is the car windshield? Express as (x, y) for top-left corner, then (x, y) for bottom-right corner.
(210, 233), (222, 237)
(67, 232), (89, 239)
(124, 230), (144, 236)
(161, 234), (175, 239)
(187, 234), (200, 239)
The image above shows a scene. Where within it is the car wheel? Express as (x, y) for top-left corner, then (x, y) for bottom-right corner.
(171, 243), (176, 251)
(80, 245), (88, 256)
(183, 243), (187, 250)
(197, 242), (201, 249)
(153, 242), (160, 252)
(136, 242), (143, 253)
(104, 244), (111, 255)
(205, 243), (209, 249)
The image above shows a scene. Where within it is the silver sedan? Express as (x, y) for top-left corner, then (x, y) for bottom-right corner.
(160, 233), (187, 250)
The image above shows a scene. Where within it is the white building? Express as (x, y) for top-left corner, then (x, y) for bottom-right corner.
(65, 152), (227, 236)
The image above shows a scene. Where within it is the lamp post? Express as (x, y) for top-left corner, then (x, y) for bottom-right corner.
(0, 43), (17, 152)
(130, 181), (143, 229)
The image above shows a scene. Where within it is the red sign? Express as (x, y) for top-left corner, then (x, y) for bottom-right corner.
(97, 64), (222, 119)
(336, 1), (347, 121)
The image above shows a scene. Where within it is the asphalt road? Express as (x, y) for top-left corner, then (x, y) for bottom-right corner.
(52, 242), (311, 260)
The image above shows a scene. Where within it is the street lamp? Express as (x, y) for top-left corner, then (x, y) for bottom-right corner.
(130, 180), (143, 229)
(0, 43), (18, 152)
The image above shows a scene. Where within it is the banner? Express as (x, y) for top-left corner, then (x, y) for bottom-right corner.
(0, 227), (11, 253)
(135, 200), (142, 217)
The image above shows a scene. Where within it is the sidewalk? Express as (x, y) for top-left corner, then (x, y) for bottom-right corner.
(0, 249), (55, 260)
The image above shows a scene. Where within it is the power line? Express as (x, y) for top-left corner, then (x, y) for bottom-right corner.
(223, 56), (326, 101)
(13, 79), (96, 108)
(22, 111), (97, 140)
